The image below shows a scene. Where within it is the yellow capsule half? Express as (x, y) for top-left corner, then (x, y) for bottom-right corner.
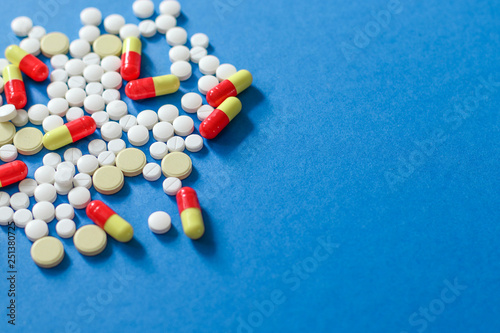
(180, 208), (205, 240)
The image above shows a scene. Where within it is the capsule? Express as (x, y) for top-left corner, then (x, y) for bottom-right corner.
(206, 70), (252, 107)
(0, 161), (28, 188)
(120, 37), (142, 81)
(42, 116), (96, 150)
(125, 74), (180, 100)
(86, 200), (134, 242)
(176, 187), (205, 240)
(5, 45), (49, 82)
(199, 97), (242, 139)
(2, 65), (27, 109)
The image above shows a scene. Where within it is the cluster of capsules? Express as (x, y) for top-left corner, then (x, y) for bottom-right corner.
(0, 0), (253, 269)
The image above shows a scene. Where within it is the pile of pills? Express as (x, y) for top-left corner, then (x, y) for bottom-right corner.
(0, 0), (253, 269)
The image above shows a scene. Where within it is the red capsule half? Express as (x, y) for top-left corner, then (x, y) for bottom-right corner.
(206, 70), (252, 107)
(0, 161), (28, 188)
(121, 37), (142, 81)
(5, 45), (49, 82)
(2, 65), (27, 109)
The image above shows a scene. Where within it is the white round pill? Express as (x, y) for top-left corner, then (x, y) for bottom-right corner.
(81, 7), (102, 26)
(170, 61), (191, 81)
(190, 46), (207, 64)
(101, 71), (122, 90)
(66, 107), (84, 122)
(152, 122), (174, 142)
(159, 1), (181, 17)
(149, 142), (169, 160)
(104, 14), (125, 34)
(137, 110), (158, 130)
(107, 100), (128, 120)
(173, 116), (194, 136)
(102, 89), (121, 104)
(185, 134), (204, 152)
(20, 38), (41, 56)
(133, 0), (155, 18)
(57, 161), (76, 176)
(199, 55), (220, 75)
(119, 114), (137, 132)
(216, 64), (237, 82)
(148, 211), (172, 234)
(63, 148), (82, 165)
(68, 187), (91, 209)
(181, 93), (202, 113)
(10, 192), (30, 210)
(0, 206), (14, 225)
(162, 177), (181, 196)
(35, 165), (56, 184)
(54, 181), (73, 195)
(167, 136), (185, 152)
(84, 95), (105, 114)
(155, 15), (176, 34)
(98, 151), (116, 166)
(0, 144), (18, 162)
(197, 105), (214, 121)
(55, 203), (75, 220)
(65, 59), (86, 76)
(101, 56), (121, 72)
(190, 33), (209, 48)
(108, 139), (126, 155)
(79, 25), (101, 43)
(88, 139), (107, 157)
(42, 115), (64, 132)
(166, 27), (187, 46)
(139, 20), (157, 38)
(18, 179), (37, 197)
(0, 192), (10, 207)
(11, 109), (29, 127)
(84, 64), (104, 82)
(11, 16), (33, 37)
(169, 45), (190, 62)
(77, 155), (99, 175)
(143, 163), (162, 182)
(28, 104), (49, 125)
(29, 26), (46, 40)
(34, 184), (57, 203)
(32, 201), (55, 222)
(83, 53), (101, 66)
(50, 69), (69, 83)
(48, 97), (69, 116)
(91, 111), (109, 128)
(43, 152), (61, 169)
(86, 82), (104, 96)
(100, 121), (122, 141)
(67, 76), (86, 90)
(51, 54), (69, 69)
(66, 89), (88, 109)
(70, 39), (91, 59)
(127, 125), (149, 146)
(119, 24), (140, 40)
(56, 219), (76, 238)
(73, 173), (92, 189)
(13, 209), (32, 228)
(54, 167), (74, 186)
(47, 81), (68, 99)
(25, 220), (49, 241)
(198, 75), (219, 95)
(158, 104), (178, 123)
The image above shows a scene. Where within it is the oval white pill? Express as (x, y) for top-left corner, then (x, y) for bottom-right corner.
(173, 116), (195, 137)
(216, 64), (237, 82)
(79, 25), (101, 43)
(170, 60), (191, 81)
(67, 76), (87, 90)
(108, 139), (126, 155)
(34, 184), (57, 203)
(139, 20), (157, 38)
(102, 89), (121, 104)
(43, 152), (61, 168)
(11, 109), (29, 127)
(54, 181), (73, 195)
(107, 100), (128, 120)
(50, 69), (68, 83)
(84, 64), (104, 82)
(20, 38), (41, 56)
(47, 81), (68, 99)
(162, 177), (181, 196)
(190, 46), (207, 64)
(47, 98), (69, 116)
(66, 107), (84, 122)
(51, 54), (69, 69)
(25, 219), (49, 242)
(104, 14), (125, 34)
(149, 142), (169, 160)
(86, 82), (104, 96)
(81, 7), (102, 26)
(11, 16), (33, 37)
(98, 151), (116, 166)
(181, 92), (202, 113)
(185, 134), (204, 152)
(18, 179), (37, 197)
(56, 219), (77, 238)
(127, 125), (149, 146)
(10, 192), (30, 210)
(77, 155), (99, 175)
(32, 201), (55, 222)
(0, 144), (18, 163)
(65, 59), (86, 76)
(148, 211), (172, 234)
(119, 24), (140, 40)
(91, 111), (109, 128)
(42, 115), (64, 132)
(133, 0), (155, 18)
(197, 105), (214, 121)
(13, 209), (33, 228)
(100, 121), (122, 141)
(167, 136), (185, 152)
(57, 161), (76, 176)
(119, 115), (137, 133)
(101, 56), (121, 72)
(29, 26), (46, 40)
(70, 39), (91, 58)
(159, 0), (181, 17)
(155, 15), (176, 34)
(198, 75), (219, 95)
(73, 173), (92, 189)
(68, 187), (91, 209)
(54, 168), (74, 187)
(169, 45), (190, 62)
(158, 104), (178, 123)
(199, 55), (220, 75)
(143, 163), (162, 182)
(190, 33), (209, 48)
(166, 27), (187, 46)
(66, 88), (87, 107)
(152, 122), (174, 142)
(55, 203), (75, 220)
(137, 110), (158, 130)
(101, 72), (123, 90)
(28, 104), (49, 125)
(0, 192), (10, 207)
(35, 165), (56, 184)
(0, 206), (14, 225)
(84, 95), (105, 114)
(83, 53), (101, 66)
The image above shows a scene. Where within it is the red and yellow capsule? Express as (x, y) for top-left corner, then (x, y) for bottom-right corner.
(42, 116), (96, 150)
(0, 161), (28, 188)
(121, 37), (142, 81)
(199, 97), (242, 139)
(206, 70), (252, 107)
(125, 74), (180, 100)
(5, 45), (49, 82)
(176, 187), (205, 240)
(86, 200), (134, 242)
(2, 65), (27, 109)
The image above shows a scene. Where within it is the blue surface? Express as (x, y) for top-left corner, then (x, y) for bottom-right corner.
(0, 0), (499, 332)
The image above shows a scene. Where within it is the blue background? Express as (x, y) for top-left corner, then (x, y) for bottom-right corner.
(1, 0), (499, 332)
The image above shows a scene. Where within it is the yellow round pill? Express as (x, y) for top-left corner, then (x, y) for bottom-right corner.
(31, 236), (65, 269)
(161, 152), (192, 180)
(115, 148), (147, 177)
(13, 127), (43, 155)
(74, 225), (107, 256)
(0, 122), (16, 146)
(93, 34), (122, 58)
(92, 166), (124, 195)
(40, 32), (70, 58)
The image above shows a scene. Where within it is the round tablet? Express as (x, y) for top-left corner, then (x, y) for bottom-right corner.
(70, 39), (91, 58)
(101, 56), (121, 72)
(84, 64), (104, 82)
(199, 55), (220, 75)
(167, 136), (185, 152)
(35, 165), (55, 184)
(143, 163), (162, 182)
(11, 109), (29, 127)
(107, 100), (128, 120)
(197, 75), (219, 95)
(34, 184), (57, 203)
(173, 115), (194, 136)
(47, 81), (68, 99)
(77, 155), (99, 175)
(216, 64), (237, 82)
(93, 34), (123, 58)
(181, 93), (202, 113)
(101, 71), (122, 90)
(54, 182), (73, 196)
(29, 26), (46, 40)
(68, 187), (91, 209)
(56, 219), (76, 238)
(160, 0), (181, 17)
(150, 142), (169, 160)
(86, 82), (104, 96)
(190, 33), (209, 48)
(0, 192), (10, 207)
(13, 209), (33, 228)
(81, 7), (102, 26)
(103, 89), (121, 104)
(43, 152), (61, 168)
(88, 138), (106, 159)
(148, 211), (172, 234)
(65, 87), (87, 107)
(119, 114), (137, 132)
(65, 59), (86, 76)
(28, 104), (49, 125)
(170, 61), (192, 81)
(190, 46), (207, 64)
(97, 151), (116, 166)
(20, 38), (41, 56)
(139, 20), (157, 38)
(50, 54), (68, 69)
(91, 111), (109, 128)
(56, 203), (75, 220)
(42, 115), (64, 132)
(74, 225), (107, 256)
(13, 127), (43, 155)
(152, 122), (174, 142)
(137, 110), (158, 130)
(57, 161), (76, 176)
(133, 0), (155, 18)
(54, 168), (74, 187)
(108, 139), (127, 155)
(31, 236), (64, 268)
(169, 45), (190, 62)
(127, 125), (149, 146)
(166, 27), (187, 46)
(25, 220), (49, 241)
(47, 98), (69, 116)
(41, 32), (69, 57)
(0, 206), (14, 225)
(197, 105), (214, 121)
(158, 104), (178, 123)
(161, 152), (192, 179)
(66, 107), (84, 122)
(155, 15), (176, 34)
(101, 121), (122, 141)
(10, 192), (30, 210)
(84, 95), (105, 114)
(11, 16), (33, 37)
(185, 134), (204, 152)
(18, 179), (37, 197)
(104, 14), (125, 34)
(50, 69), (69, 82)
(64, 148), (82, 165)
(119, 24), (140, 40)
(162, 177), (182, 196)
(79, 25), (101, 43)
(92, 165), (124, 195)
(0, 144), (18, 163)
(73, 173), (92, 189)
(0, 122), (16, 146)
(116, 148), (147, 177)
(32, 201), (55, 222)
(83, 53), (101, 66)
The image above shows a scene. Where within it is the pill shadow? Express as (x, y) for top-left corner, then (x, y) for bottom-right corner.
(113, 237), (146, 261)
(82, 241), (114, 264)
(154, 224), (179, 244)
(192, 210), (216, 257)
(183, 167), (199, 187)
(176, 13), (189, 27)
(40, 252), (71, 275)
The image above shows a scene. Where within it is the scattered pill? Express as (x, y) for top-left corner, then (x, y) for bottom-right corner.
(169, 45), (190, 63)
(29, 26), (46, 40)
(86, 82), (104, 96)
(100, 121), (123, 141)
(148, 211), (172, 234)
(31, 236), (65, 268)
(55, 203), (75, 221)
(120, 24), (141, 40)
(14, 127), (44, 155)
(81, 7), (102, 26)
(11, 109), (29, 127)
(35, 165), (56, 184)
(190, 46), (207, 64)
(47, 81), (68, 99)
(185, 134), (204, 152)
(137, 110), (158, 130)
(32, 201), (56, 222)
(40, 32), (70, 58)
(63, 148), (83, 165)
(47, 97), (69, 116)
(84, 64), (105, 82)
(125, 74), (180, 100)
(166, 27), (187, 46)
(86, 200), (134, 242)
(73, 173), (92, 189)
(101, 55), (122, 72)
(190, 33), (209, 48)
(163, 177), (182, 196)
(216, 64), (237, 82)
(57, 161), (76, 176)
(0, 144), (18, 163)
(119, 115), (137, 132)
(42, 115), (64, 132)
(104, 14), (125, 34)
(92, 165), (124, 195)
(93, 34), (123, 58)
(54, 168), (74, 187)
(127, 125), (150, 146)
(3, 65), (27, 109)
(79, 25), (101, 43)
(116, 148), (147, 176)
(27, 104), (49, 125)
(181, 92), (202, 113)
(43, 152), (61, 169)
(173, 116), (194, 136)
(161, 151), (192, 179)
(74, 224), (107, 256)
(91, 111), (110, 128)
(5, 45), (48, 81)
(133, 0), (155, 18)
(0, 122), (16, 146)
(77, 155), (99, 175)
(18, 178), (37, 196)
(20, 37), (41, 56)
(43, 116), (96, 150)
(143, 163), (162, 182)
(139, 20), (157, 38)
(200, 96), (242, 139)
(150, 142), (169, 160)
(107, 100), (129, 121)
(34, 183), (57, 203)
(158, 104), (179, 123)
(11, 16), (33, 37)
(69, 39), (91, 59)
(198, 75), (220, 95)
(0, 206), (14, 226)
(54, 181), (74, 195)
(177, 187), (204, 239)
(166, 136), (185, 152)
(98, 151), (116, 166)
(101, 71), (123, 90)
(10, 192), (30, 210)
(82, 52), (101, 66)
(121, 37), (142, 81)
(170, 60), (192, 81)
(103, 89), (121, 104)
(25, 219), (49, 242)
(0, 192), (10, 206)
(13, 208), (33, 228)
(66, 107), (84, 122)
(50, 69), (69, 82)
(160, 1), (181, 17)
(206, 70), (253, 107)
(197, 105), (214, 121)
(68, 187), (91, 209)
(84, 94), (106, 114)
(50, 54), (69, 69)
(56, 219), (76, 238)
(155, 15), (176, 34)
(65, 59), (86, 76)
(152, 122), (174, 142)
(107, 139), (126, 155)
